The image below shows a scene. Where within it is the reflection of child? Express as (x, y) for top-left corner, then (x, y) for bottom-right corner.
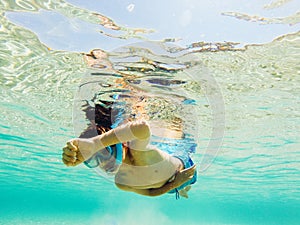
(65, 48), (197, 198)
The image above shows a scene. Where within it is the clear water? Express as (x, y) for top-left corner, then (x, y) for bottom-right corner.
(1, 1), (300, 225)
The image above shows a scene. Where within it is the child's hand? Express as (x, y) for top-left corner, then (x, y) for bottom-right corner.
(62, 138), (96, 166)
(172, 164), (196, 188)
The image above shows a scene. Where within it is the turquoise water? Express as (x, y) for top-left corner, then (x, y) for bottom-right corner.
(1, 1), (300, 224)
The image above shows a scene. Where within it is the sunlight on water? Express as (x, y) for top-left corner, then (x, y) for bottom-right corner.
(0, 0), (300, 224)
(264, 0), (294, 9)
(222, 11), (300, 25)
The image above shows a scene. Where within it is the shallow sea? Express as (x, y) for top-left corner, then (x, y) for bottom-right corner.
(0, 1), (299, 224)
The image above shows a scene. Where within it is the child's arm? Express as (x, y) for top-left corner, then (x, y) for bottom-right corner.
(62, 120), (150, 166)
(92, 120), (150, 151)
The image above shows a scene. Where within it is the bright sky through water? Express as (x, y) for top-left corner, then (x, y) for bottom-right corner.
(6, 0), (300, 51)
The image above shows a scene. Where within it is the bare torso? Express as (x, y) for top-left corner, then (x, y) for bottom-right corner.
(115, 145), (183, 189)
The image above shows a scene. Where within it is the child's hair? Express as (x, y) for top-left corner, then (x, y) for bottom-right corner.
(79, 100), (114, 138)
